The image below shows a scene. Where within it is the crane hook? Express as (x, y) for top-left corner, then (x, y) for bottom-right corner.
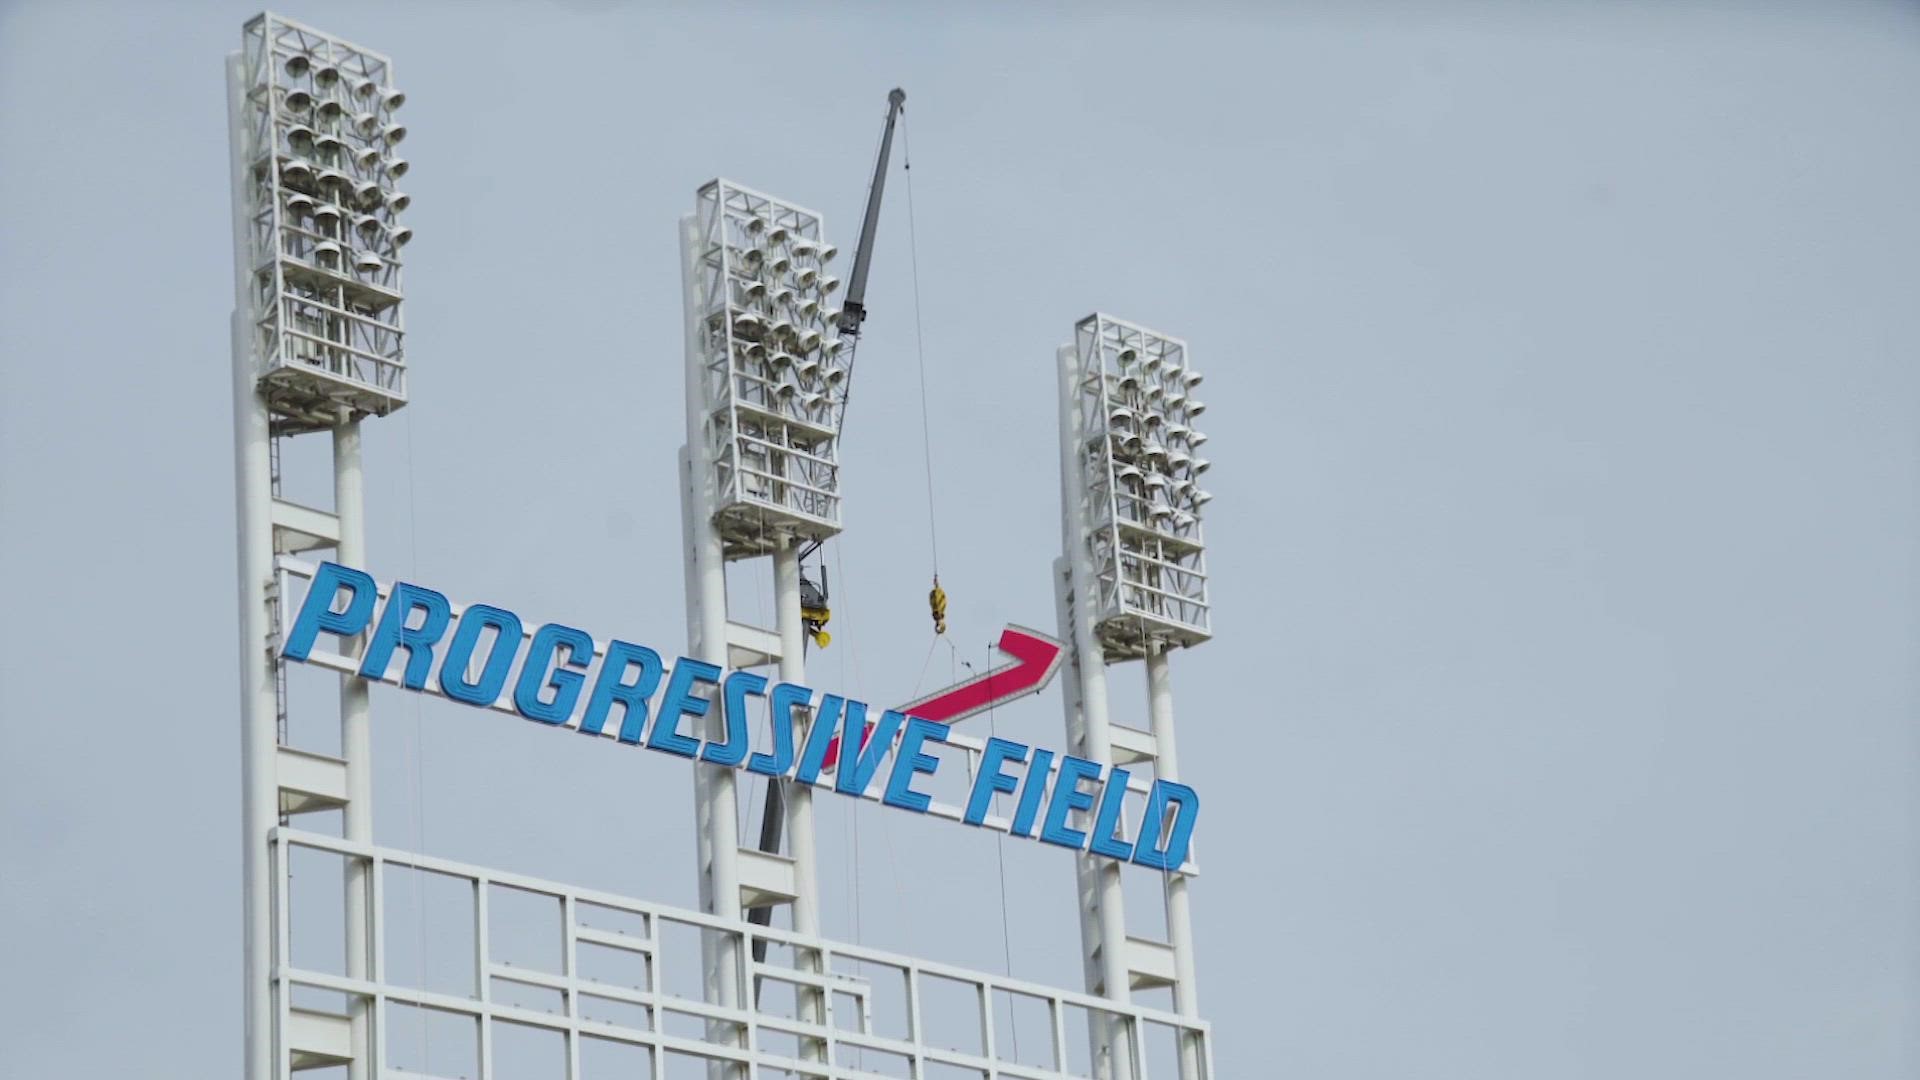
(928, 575), (947, 637)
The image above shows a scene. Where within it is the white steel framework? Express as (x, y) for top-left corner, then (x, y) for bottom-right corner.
(230, 12), (411, 1080)
(1056, 315), (1210, 1080)
(270, 829), (1212, 1079)
(679, 179), (845, 1074)
(1066, 316), (1210, 660)
(689, 180), (850, 558)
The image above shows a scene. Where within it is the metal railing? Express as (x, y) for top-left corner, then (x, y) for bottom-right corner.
(273, 829), (1211, 1079)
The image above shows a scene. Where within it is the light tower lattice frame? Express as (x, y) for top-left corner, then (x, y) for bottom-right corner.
(1057, 313), (1211, 1080)
(230, 11), (413, 1080)
(678, 177), (850, 1071)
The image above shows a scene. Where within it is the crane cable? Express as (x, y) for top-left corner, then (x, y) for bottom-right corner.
(900, 113), (947, 637)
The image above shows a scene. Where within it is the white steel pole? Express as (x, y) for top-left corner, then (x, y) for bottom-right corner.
(679, 214), (744, 1039)
(1146, 645), (1202, 1080)
(1052, 558), (1108, 1040)
(773, 541), (820, 930)
(1057, 344), (1134, 1078)
(228, 51), (277, 1080)
(773, 539), (825, 1059)
(335, 414), (373, 1080)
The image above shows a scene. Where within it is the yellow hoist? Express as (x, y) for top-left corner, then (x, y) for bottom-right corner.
(928, 576), (947, 636)
(799, 571), (831, 648)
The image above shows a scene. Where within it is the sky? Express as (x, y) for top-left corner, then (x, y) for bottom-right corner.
(2, 2), (1918, 1077)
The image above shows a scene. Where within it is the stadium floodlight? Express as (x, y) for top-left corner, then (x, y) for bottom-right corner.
(1063, 313), (1213, 657)
(229, 17), (417, 1080)
(1055, 312), (1217, 1080)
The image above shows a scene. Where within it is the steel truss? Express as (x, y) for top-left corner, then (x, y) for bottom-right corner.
(1056, 316), (1211, 1080)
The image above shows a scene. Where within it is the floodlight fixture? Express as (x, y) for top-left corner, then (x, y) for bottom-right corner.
(690, 179), (843, 552)
(1067, 313), (1213, 655)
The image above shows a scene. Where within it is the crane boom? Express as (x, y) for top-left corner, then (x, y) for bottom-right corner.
(836, 88), (906, 338)
(747, 88), (906, 971)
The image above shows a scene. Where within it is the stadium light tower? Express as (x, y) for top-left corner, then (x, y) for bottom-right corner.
(228, 13), (410, 1079)
(1056, 313), (1210, 1080)
(678, 179), (848, 1067)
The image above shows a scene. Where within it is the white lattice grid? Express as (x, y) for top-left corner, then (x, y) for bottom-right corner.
(1071, 315), (1212, 660)
(693, 180), (851, 554)
(240, 12), (411, 427)
(273, 830), (1211, 1080)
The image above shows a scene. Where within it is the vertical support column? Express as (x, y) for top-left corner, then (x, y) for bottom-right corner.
(1057, 345), (1134, 1079)
(773, 539), (826, 1060)
(1146, 645), (1202, 1080)
(335, 414), (374, 1080)
(1053, 560), (1108, 1061)
(229, 51), (278, 1080)
(680, 214), (744, 1065)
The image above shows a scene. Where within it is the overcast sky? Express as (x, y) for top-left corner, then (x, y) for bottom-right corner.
(3, 2), (1918, 1077)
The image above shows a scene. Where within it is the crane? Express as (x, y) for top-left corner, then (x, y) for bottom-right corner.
(748, 87), (907, 958)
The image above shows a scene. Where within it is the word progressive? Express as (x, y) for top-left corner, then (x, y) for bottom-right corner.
(282, 563), (1199, 868)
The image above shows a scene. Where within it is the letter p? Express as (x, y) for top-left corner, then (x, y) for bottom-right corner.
(282, 562), (378, 662)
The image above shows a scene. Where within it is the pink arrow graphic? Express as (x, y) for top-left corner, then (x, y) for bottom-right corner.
(824, 624), (1066, 768)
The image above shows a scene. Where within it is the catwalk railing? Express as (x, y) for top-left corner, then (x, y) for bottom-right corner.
(272, 829), (1212, 1080)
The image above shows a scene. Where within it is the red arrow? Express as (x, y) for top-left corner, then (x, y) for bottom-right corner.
(823, 624), (1065, 769)
(899, 624), (1066, 724)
